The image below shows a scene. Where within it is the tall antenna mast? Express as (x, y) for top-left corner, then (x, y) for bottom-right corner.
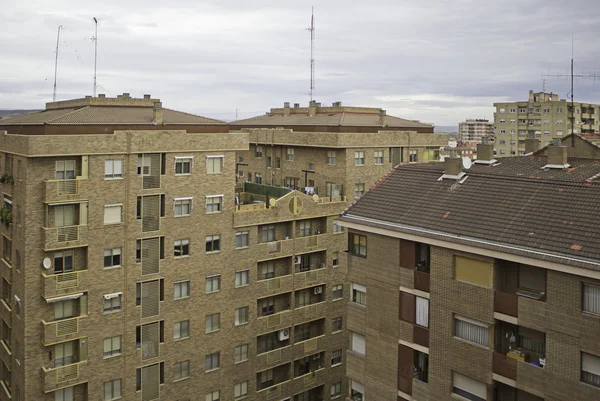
(92, 17), (98, 97)
(52, 25), (63, 102)
(306, 7), (315, 102)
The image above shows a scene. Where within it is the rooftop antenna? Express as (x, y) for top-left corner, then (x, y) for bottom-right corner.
(543, 36), (599, 145)
(306, 7), (315, 102)
(92, 17), (98, 97)
(52, 25), (63, 102)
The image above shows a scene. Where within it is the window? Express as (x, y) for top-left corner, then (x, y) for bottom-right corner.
(261, 225), (275, 242)
(454, 255), (492, 287)
(174, 320), (190, 340)
(235, 232), (249, 248)
(354, 151), (365, 166)
(104, 204), (122, 224)
(266, 156), (272, 168)
(519, 107), (527, 113)
(416, 296), (429, 328)
(286, 148), (294, 161)
(174, 360), (190, 380)
(453, 372), (486, 401)
(174, 239), (190, 258)
(261, 262), (275, 280)
(103, 336), (121, 358)
(333, 220), (344, 233)
(55, 387), (74, 401)
(103, 293), (121, 313)
(557, 107), (563, 113)
(354, 183), (365, 199)
(332, 284), (343, 300)
(254, 173), (262, 184)
(206, 196), (222, 213)
(235, 270), (249, 287)
(374, 150), (384, 164)
(205, 235), (220, 253)
(332, 317), (343, 333)
(330, 382), (342, 398)
(557, 120), (563, 125)
(416, 243), (430, 272)
(174, 198), (192, 216)
(205, 275), (221, 293)
(261, 298), (274, 316)
(327, 151), (336, 164)
(255, 145), (263, 158)
(103, 248), (121, 268)
(582, 352), (600, 388)
(332, 251), (339, 267)
(137, 155), (151, 176)
(299, 220), (312, 237)
(235, 306), (249, 325)
(206, 391), (220, 401)
(234, 381), (248, 399)
(331, 349), (342, 366)
(206, 313), (220, 333)
(205, 352), (220, 371)
(104, 160), (123, 179)
(351, 331), (366, 355)
(351, 380), (364, 401)
(174, 281), (190, 299)
(351, 283), (366, 306)
(175, 157), (192, 175)
(510, 108), (516, 113)
(55, 160), (75, 180)
(349, 233), (367, 257)
(500, 129), (506, 134)
(206, 156), (223, 174)
(583, 283), (600, 315)
(54, 251), (73, 273)
(454, 315), (488, 347)
(102, 379), (121, 401)
(500, 119), (506, 124)
(234, 344), (249, 363)
(409, 150), (418, 162)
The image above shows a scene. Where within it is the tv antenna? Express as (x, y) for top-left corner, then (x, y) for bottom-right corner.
(92, 17), (98, 97)
(52, 25), (63, 102)
(306, 7), (315, 102)
(542, 38), (599, 145)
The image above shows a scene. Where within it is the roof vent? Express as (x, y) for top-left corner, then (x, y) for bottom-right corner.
(143, 94), (151, 99)
(294, 103), (300, 108)
(85, 95), (92, 99)
(542, 139), (569, 169)
(98, 94), (106, 98)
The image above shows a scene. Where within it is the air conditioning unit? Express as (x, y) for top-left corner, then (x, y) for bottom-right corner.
(295, 256), (301, 264)
(278, 328), (290, 341)
(314, 286), (323, 295)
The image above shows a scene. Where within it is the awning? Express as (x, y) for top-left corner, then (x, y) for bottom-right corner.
(45, 293), (83, 303)
(103, 292), (122, 300)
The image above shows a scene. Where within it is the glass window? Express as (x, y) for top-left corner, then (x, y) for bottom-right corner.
(452, 372), (487, 401)
(174, 320), (190, 340)
(332, 317), (343, 333)
(332, 284), (343, 300)
(286, 148), (294, 161)
(54, 251), (73, 273)
(255, 146), (263, 158)
(331, 350), (342, 366)
(206, 313), (220, 333)
(103, 336), (121, 358)
(234, 344), (249, 363)
(206, 156), (223, 174)
(235, 307), (249, 325)
(351, 283), (366, 306)
(416, 296), (429, 328)
(235, 270), (249, 287)
(234, 381), (248, 399)
(206, 196), (222, 213)
(374, 150), (384, 164)
(235, 232), (249, 248)
(103, 248), (121, 268)
(104, 379), (122, 401)
(175, 158), (192, 175)
(174, 281), (190, 299)
(327, 151), (336, 164)
(103, 294), (121, 313)
(333, 220), (344, 233)
(205, 352), (220, 371)
(174, 239), (190, 258)
(104, 205), (122, 224)
(205, 391), (220, 401)
(104, 160), (123, 179)
(55, 387), (74, 401)
(583, 283), (600, 315)
(205, 276), (221, 293)
(261, 225), (275, 242)
(354, 183), (365, 199)
(351, 332), (366, 355)
(174, 198), (192, 216)
(205, 235), (220, 253)
(55, 160), (76, 180)
(354, 151), (365, 166)
(174, 360), (190, 380)
(349, 233), (367, 257)
(299, 220), (312, 237)
(582, 352), (600, 388)
(331, 382), (342, 398)
(454, 315), (488, 347)
(409, 150), (418, 162)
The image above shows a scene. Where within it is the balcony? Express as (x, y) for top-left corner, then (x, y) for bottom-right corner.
(257, 293), (291, 318)
(257, 273), (294, 296)
(256, 310), (293, 333)
(256, 345), (293, 371)
(44, 180), (86, 203)
(257, 239), (294, 257)
(413, 325), (429, 348)
(414, 270), (430, 293)
(292, 367), (327, 391)
(293, 334), (326, 357)
(42, 361), (88, 393)
(42, 315), (88, 345)
(42, 270), (87, 299)
(294, 319), (326, 344)
(0, 301), (10, 327)
(494, 382), (544, 401)
(42, 225), (88, 251)
(0, 340), (10, 368)
(494, 291), (518, 318)
(493, 352), (517, 380)
(256, 380), (293, 400)
(494, 260), (546, 319)
(294, 234), (328, 255)
(295, 302), (326, 324)
(256, 362), (291, 391)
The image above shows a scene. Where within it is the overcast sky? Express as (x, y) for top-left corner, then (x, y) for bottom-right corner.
(1, 0), (600, 126)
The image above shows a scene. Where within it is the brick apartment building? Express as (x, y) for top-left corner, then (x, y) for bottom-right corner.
(0, 95), (446, 401)
(231, 102), (446, 202)
(338, 136), (600, 401)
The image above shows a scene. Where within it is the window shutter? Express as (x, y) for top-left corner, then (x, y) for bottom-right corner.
(583, 353), (600, 375)
(104, 205), (122, 224)
(141, 363), (160, 401)
(351, 380), (364, 394)
(400, 240), (416, 269)
(399, 292), (415, 323)
(453, 372), (486, 400)
(351, 332), (366, 355)
(397, 344), (414, 394)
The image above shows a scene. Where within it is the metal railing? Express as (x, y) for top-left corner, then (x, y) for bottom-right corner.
(42, 315), (83, 338)
(45, 179), (80, 196)
(42, 270), (85, 293)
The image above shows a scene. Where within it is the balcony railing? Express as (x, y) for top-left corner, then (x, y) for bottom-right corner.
(42, 270), (87, 299)
(493, 352), (517, 380)
(414, 270), (430, 293)
(494, 291), (518, 318)
(44, 179), (82, 201)
(43, 225), (88, 250)
(42, 361), (87, 392)
(42, 315), (86, 344)
(413, 325), (429, 348)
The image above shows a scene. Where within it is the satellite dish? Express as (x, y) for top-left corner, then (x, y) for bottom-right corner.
(269, 198), (277, 207)
(42, 257), (52, 270)
(462, 157), (472, 170)
(312, 194), (319, 202)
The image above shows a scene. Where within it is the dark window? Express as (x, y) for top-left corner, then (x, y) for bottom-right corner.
(415, 243), (430, 272)
(349, 233), (367, 257)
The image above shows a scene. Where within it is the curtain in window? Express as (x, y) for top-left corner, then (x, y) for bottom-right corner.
(455, 317), (488, 347)
(416, 297), (429, 328)
(584, 284), (600, 314)
(582, 353), (600, 386)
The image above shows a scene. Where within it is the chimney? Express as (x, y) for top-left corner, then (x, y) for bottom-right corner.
(294, 103), (300, 108)
(98, 94), (106, 98)
(547, 139), (568, 167)
(309, 100), (318, 116)
(283, 102), (290, 116)
(123, 92), (130, 99)
(525, 137), (540, 154)
(153, 102), (163, 125)
(528, 90), (534, 101)
(443, 156), (463, 177)
(378, 109), (387, 125)
(143, 94), (151, 99)
(476, 142), (494, 161)
(85, 95), (92, 99)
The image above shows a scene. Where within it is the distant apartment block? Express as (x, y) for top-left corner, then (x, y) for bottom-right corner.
(458, 119), (493, 145)
(494, 90), (600, 156)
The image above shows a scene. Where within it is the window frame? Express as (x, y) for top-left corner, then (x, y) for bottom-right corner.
(175, 157), (193, 175)
(205, 275), (221, 294)
(235, 306), (249, 326)
(582, 283), (600, 315)
(174, 239), (190, 258)
(332, 317), (343, 333)
(205, 313), (220, 333)
(205, 351), (220, 371)
(104, 159), (123, 180)
(174, 320), (190, 340)
(103, 378), (122, 401)
(103, 336), (122, 358)
(103, 248), (122, 269)
(454, 315), (489, 348)
(374, 150), (384, 165)
(174, 280), (190, 300)
(332, 284), (343, 300)
(205, 235), (221, 253)
(354, 151), (365, 166)
(234, 344), (249, 363)
(235, 232), (249, 249)
(205, 196), (223, 214)
(235, 270), (249, 287)
(174, 360), (190, 381)
(104, 204), (123, 225)
(349, 233), (367, 257)
(174, 198), (192, 217)
(206, 156), (223, 174)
